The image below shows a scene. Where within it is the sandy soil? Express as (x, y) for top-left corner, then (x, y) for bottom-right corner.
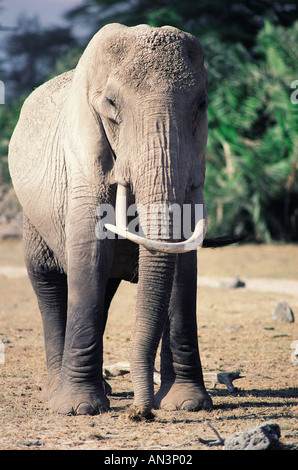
(0, 240), (297, 451)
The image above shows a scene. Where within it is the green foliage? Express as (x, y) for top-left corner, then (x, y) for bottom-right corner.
(147, 8), (183, 29)
(204, 21), (298, 241)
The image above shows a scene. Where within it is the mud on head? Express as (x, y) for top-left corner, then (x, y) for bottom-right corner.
(90, 23), (207, 94)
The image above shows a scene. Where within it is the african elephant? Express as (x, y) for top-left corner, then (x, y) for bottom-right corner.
(8, 23), (214, 417)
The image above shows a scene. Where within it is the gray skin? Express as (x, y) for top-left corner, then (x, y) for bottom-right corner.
(9, 23), (213, 416)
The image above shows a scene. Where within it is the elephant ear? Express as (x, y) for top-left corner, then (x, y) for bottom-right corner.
(64, 24), (128, 185)
(184, 32), (205, 69)
(185, 33), (208, 179)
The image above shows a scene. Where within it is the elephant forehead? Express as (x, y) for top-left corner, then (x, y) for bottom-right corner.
(104, 26), (204, 92)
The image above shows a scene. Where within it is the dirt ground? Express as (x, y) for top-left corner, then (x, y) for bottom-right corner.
(0, 240), (297, 451)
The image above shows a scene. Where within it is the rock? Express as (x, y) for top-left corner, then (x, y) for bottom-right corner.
(217, 370), (244, 393)
(290, 340), (298, 365)
(220, 276), (246, 289)
(273, 300), (295, 323)
(223, 421), (281, 450)
(203, 370), (244, 393)
(103, 361), (130, 377)
(104, 362), (162, 385)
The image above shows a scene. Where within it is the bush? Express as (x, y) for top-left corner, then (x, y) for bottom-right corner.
(204, 21), (298, 241)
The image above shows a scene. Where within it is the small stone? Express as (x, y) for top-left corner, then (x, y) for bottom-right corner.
(103, 361), (130, 377)
(223, 421), (281, 450)
(273, 301), (295, 323)
(220, 276), (246, 289)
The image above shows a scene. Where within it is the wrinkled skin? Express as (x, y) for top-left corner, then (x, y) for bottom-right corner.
(8, 23), (213, 416)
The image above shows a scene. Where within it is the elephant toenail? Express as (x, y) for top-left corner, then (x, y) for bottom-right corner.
(180, 400), (198, 411)
(57, 404), (75, 415)
(162, 403), (177, 411)
(75, 403), (97, 415)
(99, 405), (109, 413)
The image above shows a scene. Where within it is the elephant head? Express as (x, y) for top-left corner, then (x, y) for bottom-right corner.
(67, 23), (208, 251)
(65, 24), (209, 416)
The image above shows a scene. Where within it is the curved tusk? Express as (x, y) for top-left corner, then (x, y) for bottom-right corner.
(105, 218), (206, 253)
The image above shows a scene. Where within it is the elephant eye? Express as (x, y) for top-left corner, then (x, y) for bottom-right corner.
(107, 97), (116, 107)
(104, 97), (122, 125)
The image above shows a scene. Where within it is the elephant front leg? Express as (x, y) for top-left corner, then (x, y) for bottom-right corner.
(155, 251), (213, 412)
(50, 294), (109, 416)
(49, 226), (113, 415)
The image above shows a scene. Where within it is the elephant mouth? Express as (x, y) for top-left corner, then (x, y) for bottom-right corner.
(104, 184), (206, 253)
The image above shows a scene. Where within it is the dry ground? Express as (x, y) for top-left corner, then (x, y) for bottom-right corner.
(0, 240), (297, 451)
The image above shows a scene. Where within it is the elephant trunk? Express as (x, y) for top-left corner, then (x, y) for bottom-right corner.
(130, 245), (176, 416)
(126, 142), (192, 416)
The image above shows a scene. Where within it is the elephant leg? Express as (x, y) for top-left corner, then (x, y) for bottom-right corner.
(48, 193), (115, 415)
(23, 215), (67, 401)
(155, 251), (213, 411)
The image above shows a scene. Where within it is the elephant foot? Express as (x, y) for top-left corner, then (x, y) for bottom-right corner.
(48, 385), (110, 415)
(154, 381), (213, 412)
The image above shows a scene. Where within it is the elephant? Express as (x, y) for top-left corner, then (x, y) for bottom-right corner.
(8, 23), (215, 417)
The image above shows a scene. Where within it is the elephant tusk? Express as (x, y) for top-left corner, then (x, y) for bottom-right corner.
(106, 183), (206, 253)
(105, 217), (206, 253)
(115, 184), (128, 230)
